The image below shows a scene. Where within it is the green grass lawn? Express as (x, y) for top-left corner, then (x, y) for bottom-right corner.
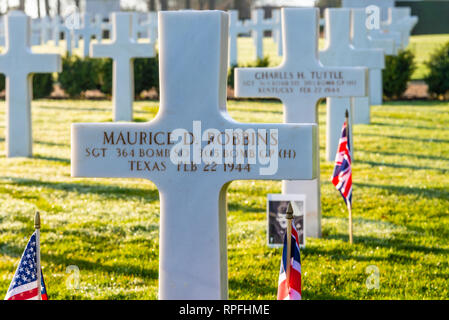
(0, 99), (448, 299)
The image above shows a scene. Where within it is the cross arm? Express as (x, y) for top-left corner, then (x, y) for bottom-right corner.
(90, 43), (113, 58)
(127, 43), (155, 59)
(30, 53), (62, 74)
(71, 120), (317, 185)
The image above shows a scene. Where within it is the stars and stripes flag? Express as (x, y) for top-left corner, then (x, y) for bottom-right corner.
(331, 118), (352, 209)
(277, 222), (302, 300)
(4, 232), (48, 300)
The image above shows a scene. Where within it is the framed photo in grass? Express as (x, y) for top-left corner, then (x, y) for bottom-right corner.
(267, 194), (306, 248)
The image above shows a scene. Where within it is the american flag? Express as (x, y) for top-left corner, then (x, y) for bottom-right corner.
(331, 119), (352, 208)
(4, 232), (48, 300)
(277, 222), (302, 300)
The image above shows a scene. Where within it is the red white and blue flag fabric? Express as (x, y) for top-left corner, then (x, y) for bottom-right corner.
(277, 222), (302, 300)
(331, 119), (352, 209)
(4, 232), (48, 300)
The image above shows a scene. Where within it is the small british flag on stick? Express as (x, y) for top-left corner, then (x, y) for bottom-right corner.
(331, 110), (353, 244)
(277, 202), (302, 300)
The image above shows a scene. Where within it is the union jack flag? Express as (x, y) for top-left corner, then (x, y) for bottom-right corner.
(4, 232), (48, 300)
(331, 118), (352, 208)
(277, 222), (302, 300)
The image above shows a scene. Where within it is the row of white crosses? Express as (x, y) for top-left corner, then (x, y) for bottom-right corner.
(72, 10), (318, 299)
(5, 12), (157, 58)
(0, 11), (155, 156)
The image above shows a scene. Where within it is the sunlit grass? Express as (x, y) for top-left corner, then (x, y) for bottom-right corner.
(0, 98), (448, 299)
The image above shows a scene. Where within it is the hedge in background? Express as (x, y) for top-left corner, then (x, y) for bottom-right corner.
(383, 49), (416, 99)
(58, 55), (102, 97)
(60, 55), (160, 98)
(0, 74), (4, 92)
(134, 55), (159, 96)
(0, 73), (53, 99)
(98, 58), (113, 95)
(33, 74), (54, 99)
(425, 41), (449, 98)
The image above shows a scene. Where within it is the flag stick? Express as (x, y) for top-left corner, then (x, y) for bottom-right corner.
(35, 211), (42, 300)
(345, 109), (353, 244)
(348, 201), (353, 244)
(285, 202), (294, 285)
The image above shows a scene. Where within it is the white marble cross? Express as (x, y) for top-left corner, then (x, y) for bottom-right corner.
(235, 8), (366, 239)
(0, 11), (61, 158)
(0, 16), (4, 47)
(73, 13), (102, 57)
(72, 11), (317, 300)
(383, 7), (418, 49)
(272, 9), (282, 56)
(93, 14), (105, 43)
(31, 18), (43, 46)
(352, 8), (395, 106)
(140, 12), (158, 45)
(249, 9), (273, 60)
(91, 12), (155, 122)
(228, 10), (250, 66)
(342, 0), (395, 21)
(350, 9), (385, 124)
(51, 16), (62, 46)
(320, 8), (383, 161)
(53, 17), (73, 55)
(131, 12), (148, 40)
(40, 16), (53, 44)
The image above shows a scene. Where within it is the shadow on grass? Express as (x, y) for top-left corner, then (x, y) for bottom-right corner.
(357, 132), (449, 144)
(34, 154), (70, 164)
(37, 105), (150, 115)
(376, 100), (449, 107)
(370, 121), (449, 132)
(357, 149), (449, 162)
(228, 277), (276, 298)
(316, 234), (449, 258)
(228, 202), (263, 214)
(353, 182), (449, 201)
(355, 160), (448, 174)
(2, 242), (158, 280)
(35, 140), (70, 148)
(0, 176), (159, 202)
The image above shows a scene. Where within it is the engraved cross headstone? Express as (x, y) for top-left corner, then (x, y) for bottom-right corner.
(319, 8), (383, 161)
(351, 9), (396, 106)
(53, 16), (73, 55)
(272, 9), (282, 56)
(249, 9), (273, 60)
(350, 8), (385, 124)
(73, 13), (102, 57)
(228, 10), (250, 66)
(72, 10), (317, 300)
(91, 12), (155, 122)
(0, 11), (61, 158)
(234, 8), (366, 238)
(383, 7), (418, 49)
